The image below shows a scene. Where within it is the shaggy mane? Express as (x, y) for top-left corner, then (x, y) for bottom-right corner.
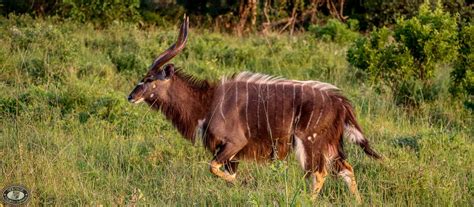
(174, 69), (215, 90)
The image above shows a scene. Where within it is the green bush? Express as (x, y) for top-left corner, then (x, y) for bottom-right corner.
(309, 19), (360, 44)
(346, 0), (472, 30)
(450, 24), (474, 109)
(347, 2), (459, 105)
(394, 2), (459, 80)
(61, 0), (141, 24)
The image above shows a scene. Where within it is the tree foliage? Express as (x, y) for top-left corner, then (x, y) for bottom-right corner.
(309, 18), (359, 44)
(347, 2), (461, 105)
(61, 0), (141, 24)
(450, 24), (474, 108)
(1, 0), (471, 33)
(345, 0), (472, 30)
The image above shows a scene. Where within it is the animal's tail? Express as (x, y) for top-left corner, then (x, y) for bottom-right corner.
(342, 101), (382, 159)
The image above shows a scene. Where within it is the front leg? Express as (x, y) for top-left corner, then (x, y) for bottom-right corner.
(209, 141), (246, 183)
(224, 160), (239, 175)
(210, 160), (237, 182)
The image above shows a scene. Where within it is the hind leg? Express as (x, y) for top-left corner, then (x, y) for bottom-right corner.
(334, 160), (362, 203)
(295, 135), (329, 200)
(311, 167), (328, 200)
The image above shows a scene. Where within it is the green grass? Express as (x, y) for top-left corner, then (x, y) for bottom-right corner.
(1, 15), (473, 206)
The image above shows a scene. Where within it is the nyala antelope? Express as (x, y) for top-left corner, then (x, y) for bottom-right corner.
(128, 16), (381, 202)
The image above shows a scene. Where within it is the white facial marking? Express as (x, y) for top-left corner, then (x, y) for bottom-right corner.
(150, 93), (154, 98)
(137, 82), (144, 86)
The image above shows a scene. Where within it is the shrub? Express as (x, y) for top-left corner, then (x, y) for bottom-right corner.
(346, 0), (472, 31)
(61, 0), (141, 24)
(394, 3), (459, 80)
(20, 58), (47, 84)
(347, 2), (459, 105)
(309, 19), (360, 44)
(450, 24), (474, 109)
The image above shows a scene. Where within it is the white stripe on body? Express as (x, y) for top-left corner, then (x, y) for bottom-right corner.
(235, 82), (239, 109)
(295, 83), (304, 128)
(320, 90), (325, 103)
(288, 84), (296, 135)
(245, 79), (251, 138)
(265, 83), (272, 139)
(230, 71), (340, 139)
(257, 82), (262, 131)
(234, 72), (338, 91)
(313, 90), (325, 131)
(220, 84), (226, 120)
(305, 87), (316, 130)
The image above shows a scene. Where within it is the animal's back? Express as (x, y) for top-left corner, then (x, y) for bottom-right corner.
(206, 72), (344, 161)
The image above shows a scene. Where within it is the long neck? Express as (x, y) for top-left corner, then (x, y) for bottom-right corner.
(146, 72), (216, 141)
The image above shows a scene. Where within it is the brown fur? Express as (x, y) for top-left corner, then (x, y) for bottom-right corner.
(131, 69), (380, 173)
(128, 17), (380, 201)
(200, 77), (373, 172)
(146, 69), (216, 142)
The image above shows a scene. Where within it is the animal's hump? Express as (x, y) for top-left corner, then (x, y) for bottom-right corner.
(230, 71), (340, 92)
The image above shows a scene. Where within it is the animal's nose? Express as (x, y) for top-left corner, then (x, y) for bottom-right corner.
(127, 95), (134, 102)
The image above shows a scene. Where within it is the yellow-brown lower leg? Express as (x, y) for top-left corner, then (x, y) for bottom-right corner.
(311, 168), (328, 200)
(210, 160), (236, 183)
(339, 161), (362, 203)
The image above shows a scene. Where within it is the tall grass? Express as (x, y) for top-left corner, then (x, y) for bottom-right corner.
(0, 15), (472, 205)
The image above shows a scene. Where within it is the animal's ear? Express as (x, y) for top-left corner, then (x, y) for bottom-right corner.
(162, 64), (175, 79)
(155, 64), (175, 80)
